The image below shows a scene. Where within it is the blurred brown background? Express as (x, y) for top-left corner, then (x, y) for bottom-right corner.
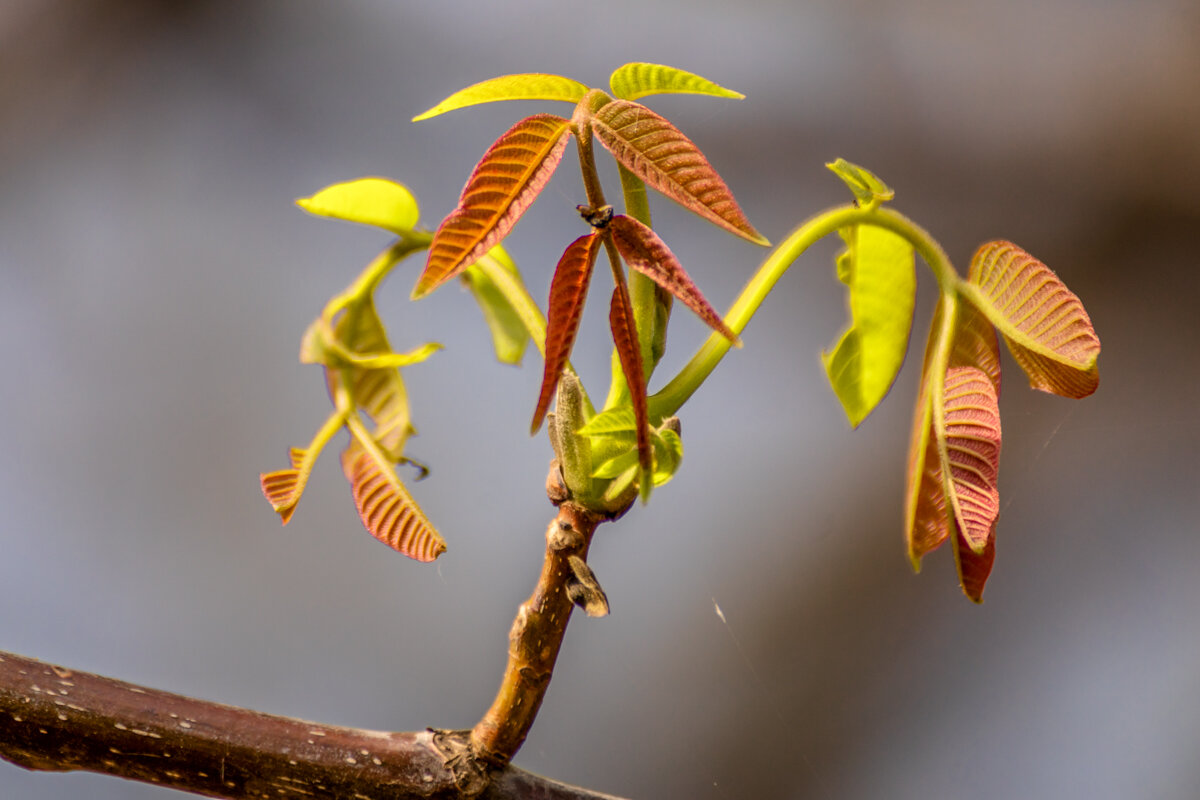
(2, 1), (1198, 798)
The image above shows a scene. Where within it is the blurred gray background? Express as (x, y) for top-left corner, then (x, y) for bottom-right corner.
(2, 1), (1198, 798)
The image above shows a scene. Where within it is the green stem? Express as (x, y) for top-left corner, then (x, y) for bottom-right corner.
(617, 164), (669, 385)
(648, 204), (959, 419)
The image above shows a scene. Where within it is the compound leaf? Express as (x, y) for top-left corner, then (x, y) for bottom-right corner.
(590, 99), (768, 245)
(963, 241), (1100, 398)
(413, 73), (588, 121)
(822, 225), (915, 427)
(531, 233), (602, 434)
(609, 214), (740, 345)
(296, 177), (420, 235)
(413, 114), (571, 298)
(609, 63), (744, 101)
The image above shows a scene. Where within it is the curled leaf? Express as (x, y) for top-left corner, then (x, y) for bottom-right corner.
(462, 248), (531, 366)
(590, 99), (768, 245)
(904, 301), (951, 570)
(822, 225), (915, 427)
(608, 214), (740, 345)
(942, 366), (1002, 557)
(825, 159), (894, 206)
(341, 440), (446, 563)
(531, 233), (602, 434)
(609, 63), (744, 101)
(296, 178), (420, 234)
(413, 73), (588, 121)
(964, 241), (1100, 398)
(414, 114), (572, 298)
(260, 410), (346, 526)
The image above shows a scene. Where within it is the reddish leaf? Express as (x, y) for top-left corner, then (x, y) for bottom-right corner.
(965, 241), (1100, 398)
(413, 115), (571, 298)
(589, 99), (768, 245)
(260, 446), (309, 525)
(904, 301), (951, 569)
(531, 233), (602, 434)
(608, 214), (740, 345)
(950, 298), (1002, 393)
(608, 283), (652, 499)
(942, 366), (1002, 557)
(341, 441), (446, 563)
(954, 519), (996, 603)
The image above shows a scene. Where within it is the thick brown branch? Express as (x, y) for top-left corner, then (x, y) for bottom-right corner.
(0, 650), (627, 800)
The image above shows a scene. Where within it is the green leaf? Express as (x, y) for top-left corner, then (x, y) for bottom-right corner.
(651, 427), (683, 486)
(609, 63), (744, 101)
(822, 225), (916, 427)
(593, 447), (640, 480)
(296, 178), (421, 234)
(825, 159), (895, 207)
(412, 73), (589, 121)
(579, 406), (637, 437)
(462, 248), (531, 366)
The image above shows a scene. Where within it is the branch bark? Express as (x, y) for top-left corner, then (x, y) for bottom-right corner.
(0, 649), (628, 800)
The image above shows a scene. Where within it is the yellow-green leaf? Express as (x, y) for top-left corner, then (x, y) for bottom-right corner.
(822, 225), (915, 427)
(962, 241), (1100, 398)
(825, 159), (894, 207)
(579, 406), (637, 437)
(412, 73), (588, 121)
(462, 249), (530, 366)
(296, 178), (420, 234)
(608, 63), (744, 101)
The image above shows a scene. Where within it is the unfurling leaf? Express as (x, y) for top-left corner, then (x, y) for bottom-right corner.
(825, 159), (894, 207)
(579, 406), (637, 437)
(413, 115), (572, 298)
(462, 247), (531, 365)
(942, 366), (1001, 557)
(963, 241), (1100, 398)
(591, 422), (683, 488)
(590, 100), (768, 245)
(608, 283), (652, 501)
(296, 178), (420, 234)
(904, 301), (951, 570)
(412, 73), (589, 121)
(532, 233), (602, 434)
(822, 225), (915, 427)
(341, 440), (446, 562)
(260, 447), (311, 525)
(608, 214), (740, 345)
(608, 63), (745, 102)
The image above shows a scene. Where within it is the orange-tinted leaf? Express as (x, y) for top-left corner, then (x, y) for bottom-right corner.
(954, 520), (995, 603)
(965, 241), (1100, 398)
(531, 233), (602, 434)
(260, 446), (308, 525)
(942, 366), (1001, 556)
(608, 283), (652, 500)
(413, 115), (571, 298)
(951, 297), (1002, 392)
(589, 100), (768, 245)
(608, 214), (740, 345)
(341, 441), (446, 563)
(904, 301), (951, 569)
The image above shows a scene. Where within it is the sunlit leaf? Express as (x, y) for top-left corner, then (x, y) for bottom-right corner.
(904, 300), (951, 570)
(608, 283), (652, 500)
(296, 177), (420, 234)
(825, 159), (894, 206)
(462, 249), (530, 365)
(963, 241), (1100, 398)
(412, 73), (589, 121)
(651, 426), (683, 486)
(260, 411), (345, 526)
(592, 446), (640, 480)
(341, 439), (446, 563)
(590, 99), (768, 245)
(950, 297), (1002, 393)
(531, 233), (602, 434)
(608, 214), (740, 345)
(609, 63), (744, 101)
(822, 225), (915, 427)
(413, 115), (572, 299)
(942, 366), (1001, 558)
